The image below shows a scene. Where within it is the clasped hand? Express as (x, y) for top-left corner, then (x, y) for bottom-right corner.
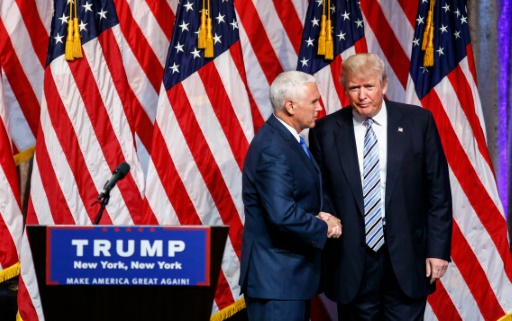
(317, 212), (342, 238)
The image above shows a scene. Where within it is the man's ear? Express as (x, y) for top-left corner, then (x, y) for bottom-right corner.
(284, 100), (294, 115)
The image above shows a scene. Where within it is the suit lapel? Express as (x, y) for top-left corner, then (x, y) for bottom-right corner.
(385, 101), (406, 207)
(268, 115), (322, 191)
(334, 108), (364, 214)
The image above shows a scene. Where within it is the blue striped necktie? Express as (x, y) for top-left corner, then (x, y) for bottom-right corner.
(363, 119), (384, 251)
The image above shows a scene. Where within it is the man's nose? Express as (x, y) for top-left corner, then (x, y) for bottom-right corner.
(358, 89), (367, 99)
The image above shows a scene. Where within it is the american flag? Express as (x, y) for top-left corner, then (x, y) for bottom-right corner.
(0, 0), (47, 156)
(2, 0), (510, 320)
(406, 0), (512, 319)
(111, 0), (177, 175)
(17, 0), (147, 319)
(296, 0), (367, 114)
(0, 65), (24, 284)
(142, 0), (254, 317)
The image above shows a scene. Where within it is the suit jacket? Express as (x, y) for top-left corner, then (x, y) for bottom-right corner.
(309, 100), (452, 303)
(239, 114), (328, 300)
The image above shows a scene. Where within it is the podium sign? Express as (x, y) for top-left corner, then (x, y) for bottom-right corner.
(47, 226), (210, 286)
(27, 225), (228, 321)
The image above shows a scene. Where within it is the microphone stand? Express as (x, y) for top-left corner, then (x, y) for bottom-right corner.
(93, 191), (110, 225)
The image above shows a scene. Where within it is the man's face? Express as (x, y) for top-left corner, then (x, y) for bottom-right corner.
(292, 83), (323, 131)
(345, 73), (387, 118)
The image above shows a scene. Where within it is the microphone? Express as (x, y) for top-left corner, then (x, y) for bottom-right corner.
(97, 162), (130, 200)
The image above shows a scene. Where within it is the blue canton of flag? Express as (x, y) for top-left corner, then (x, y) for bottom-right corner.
(410, 0), (472, 99)
(296, 0), (365, 74)
(163, 0), (239, 90)
(46, 0), (119, 65)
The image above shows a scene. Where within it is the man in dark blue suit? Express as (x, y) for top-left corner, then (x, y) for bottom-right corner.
(309, 53), (453, 320)
(239, 71), (342, 321)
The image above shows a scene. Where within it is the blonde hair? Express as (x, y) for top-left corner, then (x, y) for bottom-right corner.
(340, 53), (388, 87)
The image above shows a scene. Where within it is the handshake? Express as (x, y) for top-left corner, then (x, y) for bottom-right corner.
(317, 212), (342, 239)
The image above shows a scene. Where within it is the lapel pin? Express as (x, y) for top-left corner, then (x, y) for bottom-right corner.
(398, 127), (403, 132)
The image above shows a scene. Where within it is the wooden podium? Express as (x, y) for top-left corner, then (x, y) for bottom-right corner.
(26, 225), (229, 321)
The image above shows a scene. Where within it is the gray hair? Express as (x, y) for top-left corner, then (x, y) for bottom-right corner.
(340, 53), (388, 87)
(269, 71), (316, 112)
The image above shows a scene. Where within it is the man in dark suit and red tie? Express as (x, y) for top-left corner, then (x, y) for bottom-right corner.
(309, 53), (453, 321)
(239, 70), (342, 321)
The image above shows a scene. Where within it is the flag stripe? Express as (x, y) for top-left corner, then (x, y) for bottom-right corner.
(113, 0), (175, 165)
(451, 222), (505, 319)
(235, 2), (284, 84)
(448, 170), (512, 314)
(95, 30), (147, 220)
(43, 70), (110, 224)
(424, 89), (512, 280)
(198, 62), (248, 170)
(0, 19), (40, 139)
(465, 44), (479, 85)
(311, 295), (334, 321)
(168, 84), (244, 257)
(447, 66), (492, 169)
(213, 268), (236, 310)
(144, 0), (175, 41)
(422, 89), (512, 321)
(17, 239), (42, 321)
(397, 0), (419, 27)
(360, 0), (409, 89)
(0, 76), (23, 276)
(115, 0), (166, 93)
(427, 279), (463, 320)
(146, 119), (240, 311)
(66, 56), (131, 223)
(228, 44), (265, 133)
(422, 91), (512, 280)
(272, 0), (304, 54)
(147, 124), (203, 225)
(13, 0), (48, 66)
(0, 118), (20, 205)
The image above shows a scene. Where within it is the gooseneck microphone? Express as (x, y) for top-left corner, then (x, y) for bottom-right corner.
(97, 162), (131, 200)
(93, 162), (130, 224)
